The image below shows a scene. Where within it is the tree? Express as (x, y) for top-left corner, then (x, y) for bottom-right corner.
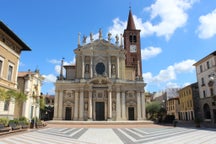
(0, 88), (7, 101)
(146, 101), (161, 120)
(6, 90), (27, 103)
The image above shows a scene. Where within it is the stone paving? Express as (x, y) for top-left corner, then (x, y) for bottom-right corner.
(0, 124), (216, 144)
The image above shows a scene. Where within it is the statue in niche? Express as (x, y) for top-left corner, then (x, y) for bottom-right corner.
(112, 102), (116, 111)
(85, 102), (88, 110)
(85, 64), (89, 73)
(111, 64), (116, 74)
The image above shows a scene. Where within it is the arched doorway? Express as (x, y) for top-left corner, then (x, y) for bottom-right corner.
(203, 103), (211, 119)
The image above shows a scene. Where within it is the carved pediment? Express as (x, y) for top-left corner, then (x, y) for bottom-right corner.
(87, 76), (113, 85)
(64, 101), (73, 106)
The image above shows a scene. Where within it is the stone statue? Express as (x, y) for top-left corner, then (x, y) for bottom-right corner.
(78, 32), (81, 46)
(120, 34), (123, 47)
(83, 35), (87, 44)
(108, 32), (112, 42)
(99, 28), (102, 40)
(90, 32), (94, 42)
(115, 34), (119, 45)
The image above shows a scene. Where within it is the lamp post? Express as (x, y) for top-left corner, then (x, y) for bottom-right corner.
(32, 93), (39, 129)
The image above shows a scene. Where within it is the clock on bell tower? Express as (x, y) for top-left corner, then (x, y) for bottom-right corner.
(124, 9), (142, 78)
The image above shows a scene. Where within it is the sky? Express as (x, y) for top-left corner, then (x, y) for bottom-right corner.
(1, 0), (216, 95)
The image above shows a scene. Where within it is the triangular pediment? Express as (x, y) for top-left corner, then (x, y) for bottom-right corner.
(75, 39), (121, 51)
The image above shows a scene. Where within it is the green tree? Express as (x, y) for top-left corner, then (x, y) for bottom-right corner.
(0, 88), (7, 101)
(146, 101), (161, 120)
(5, 90), (27, 103)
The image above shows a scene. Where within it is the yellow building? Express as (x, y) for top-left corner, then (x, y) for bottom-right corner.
(0, 21), (31, 119)
(178, 83), (199, 121)
(167, 97), (179, 119)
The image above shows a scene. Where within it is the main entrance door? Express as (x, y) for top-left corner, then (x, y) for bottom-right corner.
(128, 107), (135, 120)
(65, 107), (72, 120)
(95, 102), (105, 121)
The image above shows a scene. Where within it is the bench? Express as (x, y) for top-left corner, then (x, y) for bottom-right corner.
(0, 124), (11, 135)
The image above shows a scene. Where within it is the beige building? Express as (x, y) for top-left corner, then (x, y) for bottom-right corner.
(0, 21), (31, 119)
(54, 10), (146, 121)
(166, 98), (179, 120)
(17, 69), (44, 120)
(193, 51), (216, 125)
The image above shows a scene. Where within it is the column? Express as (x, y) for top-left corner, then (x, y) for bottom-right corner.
(88, 90), (93, 120)
(108, 89), (112, 120)
(74, 91), (79, 120)
(136, 91), (141, 120)
(79, 90), (84, 120)
(108, 56), (111, 78)
(117, 57), (119, 79)
(121, 91), (126, 120)
(82, 56), (85, 79)
(141, 92), (146, 119)
(53, 90), (59, 120)
(90, 56), (93, 78)
(116, 89), (121, 120)
(58, 90), (63, 120)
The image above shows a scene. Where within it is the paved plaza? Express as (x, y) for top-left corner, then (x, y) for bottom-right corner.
(0, 124), (216, 144)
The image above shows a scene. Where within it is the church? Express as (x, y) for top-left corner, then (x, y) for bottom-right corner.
(54, 9), (146, 121)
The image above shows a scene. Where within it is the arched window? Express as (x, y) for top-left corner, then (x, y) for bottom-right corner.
(129, 35), (133, 42)
(133, 35), (136, 42)
(203, 103), (211, 119)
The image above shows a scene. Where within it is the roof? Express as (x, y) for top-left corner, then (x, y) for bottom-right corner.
(193, 50), (216, 66)
(126, 9), (136, 30)
(0, 21), (31, 51)
(18, 71), (32, 77)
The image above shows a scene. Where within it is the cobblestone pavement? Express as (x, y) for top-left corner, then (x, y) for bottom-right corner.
(0, 125), (216, 144)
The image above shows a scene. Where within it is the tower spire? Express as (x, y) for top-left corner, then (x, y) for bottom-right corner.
(126, 8), (136, 30)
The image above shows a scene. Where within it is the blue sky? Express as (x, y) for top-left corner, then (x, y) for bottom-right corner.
(1, 0), (216, 94)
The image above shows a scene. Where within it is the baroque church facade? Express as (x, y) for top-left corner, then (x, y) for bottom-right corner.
(54, 10), (146, 121)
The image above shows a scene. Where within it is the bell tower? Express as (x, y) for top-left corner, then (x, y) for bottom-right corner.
(124, 9), (142, 78)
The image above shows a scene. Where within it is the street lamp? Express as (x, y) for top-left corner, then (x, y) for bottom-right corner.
(32, 92), (39, 128)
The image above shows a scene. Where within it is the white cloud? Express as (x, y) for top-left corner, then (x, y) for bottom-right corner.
(197, 9), (216, 39)
(145, 0), (198, 40)
(143, 59), (196, 84)
(43, 74), (57, 83)
(173, 59), (196, 73)
(165, 82), (180, 89)
(108, 0), (197, 40)
(108, 18), (127, 38)
(55, 65), (61, 74)
(141, 46), (162, 60)
(48, 59), (61, 64)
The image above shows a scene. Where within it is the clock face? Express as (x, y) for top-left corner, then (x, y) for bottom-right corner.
(130, 45), (137, 53)
(96, 62), (105, 75)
